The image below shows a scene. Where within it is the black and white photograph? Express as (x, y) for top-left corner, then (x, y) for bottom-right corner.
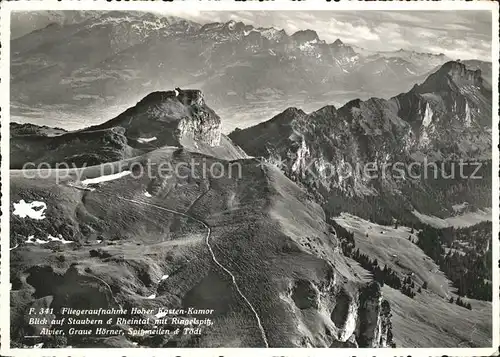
(1, 1), (498, 355)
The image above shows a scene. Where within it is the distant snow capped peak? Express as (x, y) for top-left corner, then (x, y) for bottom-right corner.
(256, 27), (286, 42)
(291, 29), (320, 43)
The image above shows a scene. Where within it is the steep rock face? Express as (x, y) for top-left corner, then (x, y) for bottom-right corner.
(437, 61), (482, 84)
(11, 147), (393, 348)
(329, 39), (358, 63)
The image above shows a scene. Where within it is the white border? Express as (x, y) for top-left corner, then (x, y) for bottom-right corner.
(1, 1), (499, 356)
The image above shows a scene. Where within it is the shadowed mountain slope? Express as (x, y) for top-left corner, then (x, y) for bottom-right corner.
(10, 89), (247, 169)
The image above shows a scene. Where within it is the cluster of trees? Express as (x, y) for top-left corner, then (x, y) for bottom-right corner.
(321, 160), (492, 233)
(449, 296), (472, 310)
(416, 224), (492, 301)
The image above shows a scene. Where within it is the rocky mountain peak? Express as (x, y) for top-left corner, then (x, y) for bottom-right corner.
(440, 60), (482, 83)
(291, 29), (320, 43)
(311, 104), (338, 117)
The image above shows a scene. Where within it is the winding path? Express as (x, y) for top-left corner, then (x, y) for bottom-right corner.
(117, 195), (270, 347)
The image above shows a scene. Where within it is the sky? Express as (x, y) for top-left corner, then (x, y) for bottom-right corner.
(11, 10), (493, 61)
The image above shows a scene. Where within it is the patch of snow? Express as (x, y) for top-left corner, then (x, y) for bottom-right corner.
(13, 200), (47, 220)
(81, 171), (131, 186)
(137, 137), (157, 144)
(144, 191), (152, 198)
(445, 209), (492, 228)
(413, 208), (491, 228)
(159, 274), (169, 282)
(146, 294), (156, 299)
